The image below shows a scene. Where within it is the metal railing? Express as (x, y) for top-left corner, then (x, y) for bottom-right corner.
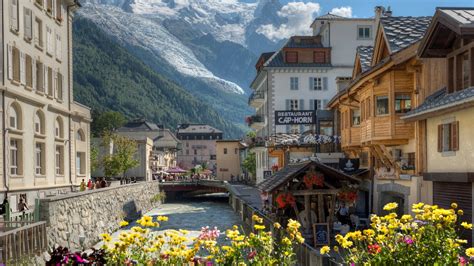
(248, 91), (265, 105)
(0, 221), (47, 264)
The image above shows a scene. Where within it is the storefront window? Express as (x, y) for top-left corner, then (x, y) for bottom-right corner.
(319, 121), (333, 136)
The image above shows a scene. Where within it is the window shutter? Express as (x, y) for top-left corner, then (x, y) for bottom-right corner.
(299, 100), (305, 133)
(323, 77), (328, 91)
(53, 70), (57, 97)
(7, 45), (13, 80)
(10, 0), (18, 31)
(309, 77), (314, 91)
(24, 8), (32, 40)
(323, 100), (329, 110)
(285, 99), (290, 133)
(32, 59), (36, 91)
(52, 0), (57, 18)
(43, 65), (48, 92)
(437, 124), (443, 152)
(20, 52), (25, 85)
(451, 121), (459, 151)
(309, 100), (315, 111)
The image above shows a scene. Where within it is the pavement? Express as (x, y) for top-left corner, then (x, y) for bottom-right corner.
(227, 184), (263, 210)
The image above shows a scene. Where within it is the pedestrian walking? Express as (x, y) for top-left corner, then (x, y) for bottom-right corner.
(87, 179), (93, 190)
(18, 197), (28, 212)
(80, 179), (86, 191)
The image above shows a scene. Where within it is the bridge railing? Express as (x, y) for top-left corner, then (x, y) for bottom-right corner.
(0, 221), (47, 264)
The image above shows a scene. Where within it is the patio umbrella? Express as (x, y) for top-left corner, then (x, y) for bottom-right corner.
(167, 167), (187, 174)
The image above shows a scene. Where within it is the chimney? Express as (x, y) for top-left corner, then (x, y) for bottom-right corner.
(374, 6), (385, 21)
(384, 6), (392, 17)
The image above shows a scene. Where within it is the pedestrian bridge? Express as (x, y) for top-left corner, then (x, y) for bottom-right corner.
(159, 180), (228, 198)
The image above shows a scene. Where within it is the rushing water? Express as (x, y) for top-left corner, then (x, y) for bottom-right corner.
(98, 194), (242, 247)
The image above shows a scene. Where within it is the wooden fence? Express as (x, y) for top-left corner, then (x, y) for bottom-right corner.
(230, 194), (325, 266)
(0, 221), (47, 264)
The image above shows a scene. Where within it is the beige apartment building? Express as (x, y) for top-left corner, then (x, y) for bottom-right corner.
(0, 0), (91, 210)
(216, 140), (242, 181)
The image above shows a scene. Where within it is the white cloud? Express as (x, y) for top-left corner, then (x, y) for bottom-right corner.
(256, 2), (321, 41)
(330, 6), (353, 18)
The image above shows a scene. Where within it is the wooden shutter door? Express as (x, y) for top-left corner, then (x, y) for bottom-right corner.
(10, 0), (18, 31)
(20, 52), (25, 85)
(32, 59), (37, 90)
(309, 77), (314, 91)
(323, 77), (328, 91)
(7, 45), (13, 80)
(451, 121), (459, 151)
(438, 124), (443, 152)
(25, 8), (33, 40)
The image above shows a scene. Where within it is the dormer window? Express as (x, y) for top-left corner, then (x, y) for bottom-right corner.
(286, 52), (298, 63)
(314, 52), (326, 64)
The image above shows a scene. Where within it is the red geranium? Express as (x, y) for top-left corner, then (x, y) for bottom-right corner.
(276, 193), (296, 209)
(303, 174), (324, 189)
(368, 244), (382, 254)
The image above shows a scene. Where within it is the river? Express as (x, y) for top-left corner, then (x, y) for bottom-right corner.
(97, 194), (243, 247)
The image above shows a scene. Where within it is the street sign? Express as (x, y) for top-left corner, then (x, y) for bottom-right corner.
(274, 110), (316, 125)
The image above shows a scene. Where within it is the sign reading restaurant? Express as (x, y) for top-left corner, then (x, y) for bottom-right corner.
(275, 110), (316, 125)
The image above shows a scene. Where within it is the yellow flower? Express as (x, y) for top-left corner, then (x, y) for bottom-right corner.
(119, 220), (129, 227)
(296, 235), (305, 244)
(254, 224), (265, 230)
(320, 246), (330, 255)
(458, 210), (464, 216)
(363, 229), (375, 237)
(461, 222), (473, 230)
(412, 202), (424, 209)
(333, 246), (339, 252)
(400, 214), (412, 222)
(466, 248), (474, 257)
(451, 203), (458, 209)
(252, 214), (263, 224)
(383, 202), (398, 211)
(341, 240), (353, 249)
(274, 222), (281, 229)
(456, 239), (468, 244)
(100, 233), (112, 242)
(157, 216), (169, 222)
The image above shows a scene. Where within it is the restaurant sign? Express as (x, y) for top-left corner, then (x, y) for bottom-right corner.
(274, 110), (316, 125)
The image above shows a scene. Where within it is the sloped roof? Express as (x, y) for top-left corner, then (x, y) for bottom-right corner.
(117, 120), (162, 132)
(257, 161), (360, 193)
(439, 8), (474, 28)
(357, 46), (374, 73)
(177, 124), (223, 134)
(314, 13), (348, 20)
(403, 87), (474, 120)
(381, 16), (432, 53)
(265, 50), (332, 68)
(260, 52), (275, 62)
(286, 36), (324, 48)
(154, 129), (180, 148)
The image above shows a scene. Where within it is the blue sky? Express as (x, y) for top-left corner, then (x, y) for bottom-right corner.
(280, 0), (473, 17)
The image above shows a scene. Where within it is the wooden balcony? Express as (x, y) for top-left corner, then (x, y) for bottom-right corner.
(360, 116), (413, 145)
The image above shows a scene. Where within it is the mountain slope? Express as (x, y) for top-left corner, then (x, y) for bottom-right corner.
(73, 18), (243, 137)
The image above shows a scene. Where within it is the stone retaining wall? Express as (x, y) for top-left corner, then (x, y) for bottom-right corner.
(39, 181), (161, 250)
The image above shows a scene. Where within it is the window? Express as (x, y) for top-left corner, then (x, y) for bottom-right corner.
(395, 94), (412, 114)
(194, 149), (197, 155)
(438, 121), (459, 153)
(290, 99), (299, 111)
(24, 8), (33, 41)
(76, 129), (85, 141)
(55, 72), (64, 100)
(311, 77), (323, 91)
(224, 148), (228, 154)
(9, 104), (21, 130)
(235, 148), (238, 154)
(55, 32), (62, 61)
(47, 0), (53, 14)
(10, 0), (19, 32)
(56, 0), (62, 21)
(12, 46), (20, 82)
(55, 117), (63, 138)
(352, 109), (361, 126)
(186, 149), (189, 155)
(311, 99), (322, 110)
(34, 18), (43, 48)
(320, 121), (333, 136)
(55, 145), (64, 175)
(10, 139), (21, 175)
(76, 152), (85, 175)
(290, 77), (299, 90)
(376, 95), (389, 115)
(47, 67), (53, 96)
(210, 155), (216, 160)
(462, 52), (470, 89)
(25, 55), (33, 88)
(360, 151), (369, 167)
(313, 51), (326, 63)
(357, 26), (372, 39)
(34, 111), (44, 134)
(286, 51), (298, 63)
(35, 143), (45, 175)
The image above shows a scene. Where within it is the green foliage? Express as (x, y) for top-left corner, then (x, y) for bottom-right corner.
(73, 18), (244, 138)
(90, 143), (100, 173)
(150, 192), (167, 204)
(92, 111), (127, 137)
(246, 131), (256, 138)
(242, 152), (256, 177)
(101, 134), (139, 178)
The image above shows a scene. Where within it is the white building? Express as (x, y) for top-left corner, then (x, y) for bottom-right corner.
(0, 0), (91, 210)
(249, 9), (387, 184)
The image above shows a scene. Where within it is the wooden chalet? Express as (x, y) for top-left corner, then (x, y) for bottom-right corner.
(328, 15), (442, 214)
(401, 7), (474, 242)
(258, 160), (365, 246)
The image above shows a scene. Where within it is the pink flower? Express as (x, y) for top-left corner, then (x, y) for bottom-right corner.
(403, 236), (414, 245)
(248, 250), (257, 260)
(460, 256), (468, 265)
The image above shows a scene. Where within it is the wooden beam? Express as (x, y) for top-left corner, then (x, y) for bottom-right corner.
(291, 189), (340, 196)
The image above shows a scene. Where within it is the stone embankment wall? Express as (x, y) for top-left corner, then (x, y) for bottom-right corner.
(39, 181), (161, 250)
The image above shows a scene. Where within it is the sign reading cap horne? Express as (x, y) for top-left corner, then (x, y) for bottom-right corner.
(274, 110), (316, 125)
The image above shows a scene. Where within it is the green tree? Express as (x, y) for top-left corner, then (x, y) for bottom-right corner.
(90, 143), (100, 173)
(242, 152), (256, 177)
(92, 111), (127, 137)
(101, 134), (139, 178)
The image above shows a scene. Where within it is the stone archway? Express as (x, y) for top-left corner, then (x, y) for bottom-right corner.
(377, 182), (410, 215)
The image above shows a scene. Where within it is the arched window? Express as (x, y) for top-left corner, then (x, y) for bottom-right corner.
(34, 110), (45, 134)
(9, 103), (22, 130)
(55, 117), (64, 139)
(76, 129), (85, 141)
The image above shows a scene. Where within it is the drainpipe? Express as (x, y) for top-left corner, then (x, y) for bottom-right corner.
(2, 0), (9, 195)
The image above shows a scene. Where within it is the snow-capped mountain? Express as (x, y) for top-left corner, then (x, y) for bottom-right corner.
(79, 0), (284, 96)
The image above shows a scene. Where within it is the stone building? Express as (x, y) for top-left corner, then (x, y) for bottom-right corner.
(176, 124), (222, 172)
(0, 0), (91, 210)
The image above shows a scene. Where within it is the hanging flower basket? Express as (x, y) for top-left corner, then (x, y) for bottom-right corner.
(303, 173), (324, 189)
(337, 186), (358, 204)
(276, 192), (296, 209)
(271, 164), (279, 173)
